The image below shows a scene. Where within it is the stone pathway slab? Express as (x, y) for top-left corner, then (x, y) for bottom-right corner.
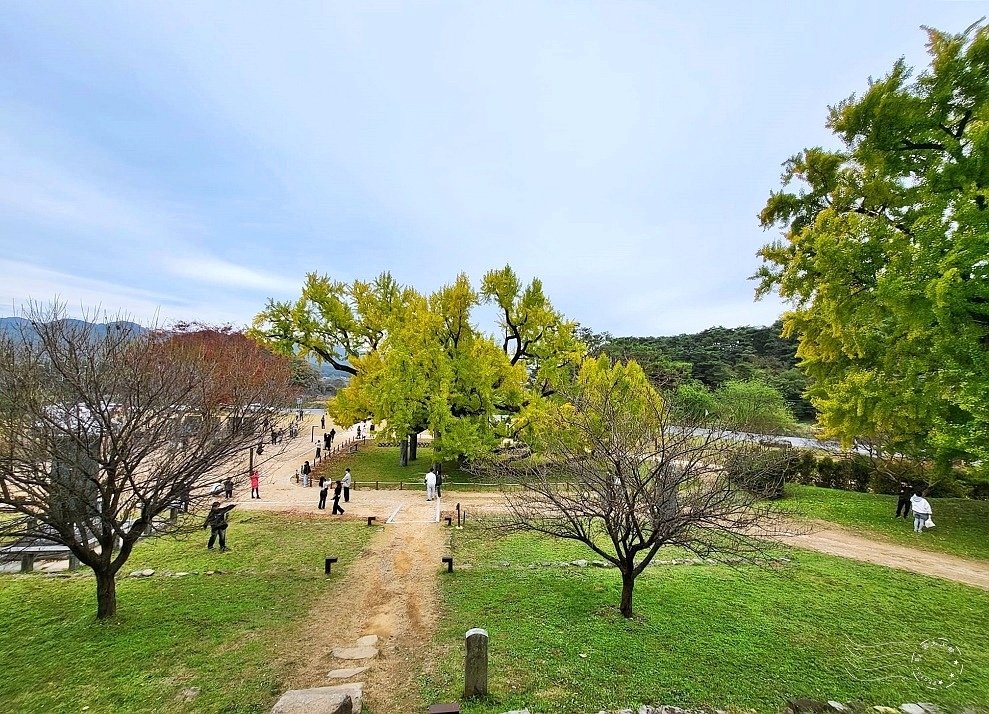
(270, 683), (363, 714)
(331, 646), (378, 660)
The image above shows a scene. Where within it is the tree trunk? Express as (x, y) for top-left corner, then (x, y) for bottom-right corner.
(399, 439), (409, 467)
(95, 568), (117, 620)
(619, 570), (635, 619)
(409, 432), (418, 462)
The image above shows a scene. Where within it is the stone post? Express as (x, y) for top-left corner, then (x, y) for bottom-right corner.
(464, 627), (488, 698)
(68, 554), (80, 571)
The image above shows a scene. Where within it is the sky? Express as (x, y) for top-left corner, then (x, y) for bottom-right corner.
(0, 2), (984, 336)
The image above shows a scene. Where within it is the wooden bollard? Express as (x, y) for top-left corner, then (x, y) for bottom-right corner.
(169, 507), (178, 523)
(20, 553), (35, 573)
(442, 556), (453, 573)
(367, 516), (376, 526)
(324, 556), (338, 575)
(445, 516), (453, 526)
(464, 628), (489, 698)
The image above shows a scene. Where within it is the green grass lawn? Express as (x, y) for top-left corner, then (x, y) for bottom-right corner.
(426, 524), (989, 713)
(0, 513), (372, 713)
(783, 485), (989, 562)
(319, 445), (485, 488)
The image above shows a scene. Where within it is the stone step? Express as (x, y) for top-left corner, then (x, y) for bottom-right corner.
(331, 645), (378, 660)
(328, 666), (369, 680)
(270, 682), (363, 714)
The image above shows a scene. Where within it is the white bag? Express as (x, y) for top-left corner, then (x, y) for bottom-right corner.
(924, 517), (935, 529)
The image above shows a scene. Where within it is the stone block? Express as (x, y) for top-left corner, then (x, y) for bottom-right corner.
(270, 683), (363, 714)
(331, 646), (378, 660)
(328, 667), (369, 680)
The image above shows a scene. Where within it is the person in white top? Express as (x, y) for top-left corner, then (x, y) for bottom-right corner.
(342, 468), (352, 503)
(425, 469), (437, 501)
(909, 490), (933, 533)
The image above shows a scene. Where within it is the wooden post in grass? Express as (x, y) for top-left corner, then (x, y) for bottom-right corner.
(464, 628), (488, 697)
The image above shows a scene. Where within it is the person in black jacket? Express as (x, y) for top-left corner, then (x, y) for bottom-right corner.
(203, 502), (236, 551)
(896, 481), (912, 518)
(332, 480), (345, 515)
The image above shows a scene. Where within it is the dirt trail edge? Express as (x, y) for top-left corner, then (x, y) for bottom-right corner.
(788, 522), (989, 590)
(278, 497), (448, 713)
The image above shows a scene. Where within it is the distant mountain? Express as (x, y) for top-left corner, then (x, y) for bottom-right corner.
(0, 317), (146, 341)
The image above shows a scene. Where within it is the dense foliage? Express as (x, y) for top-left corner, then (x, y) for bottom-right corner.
(592, 323), (808, 435)
(252, 266), (585, 463)
(756, 23), (989, 469)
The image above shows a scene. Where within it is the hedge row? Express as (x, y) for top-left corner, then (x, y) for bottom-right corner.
(727, 446), (989, 500)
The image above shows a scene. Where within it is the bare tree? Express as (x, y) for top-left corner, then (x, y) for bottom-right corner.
(0, 305), (295, 619)
(478, 356), (793, 618)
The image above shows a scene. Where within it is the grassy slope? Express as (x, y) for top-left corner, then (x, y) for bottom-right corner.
(783, 485), (989, 562)
(426, 525), (989, 713)
(0, 513), (371, 713)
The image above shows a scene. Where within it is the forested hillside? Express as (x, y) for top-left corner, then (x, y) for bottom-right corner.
(601, 321), (814, 421)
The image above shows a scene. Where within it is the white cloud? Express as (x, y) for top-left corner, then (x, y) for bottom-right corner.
(163, 255), (293, 292)
(0, 258), (186, 323)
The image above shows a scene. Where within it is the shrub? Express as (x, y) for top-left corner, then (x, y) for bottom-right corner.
(816, 456), (841, 489)
(841, 455), (871, 492)
(723, 446), (797, 499)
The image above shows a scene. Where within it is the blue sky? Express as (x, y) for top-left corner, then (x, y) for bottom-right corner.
(1, 2), (984, 335)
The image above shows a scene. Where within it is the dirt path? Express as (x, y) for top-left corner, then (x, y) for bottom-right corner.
(275, 494), (448, 713)
(787, 521), (989, 590)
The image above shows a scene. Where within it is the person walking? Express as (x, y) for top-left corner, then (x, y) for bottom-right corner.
(316, 445), (321, 461)
(223, 477), (234, 500)
(425, 469), (437, 501)
(895, 481), (912, 518)
(329, 428), (336, 447)
(250, 470), (261, 499)
(356, 424), (362, 439)
(435, 467), (443, 499)
(910, 490), (934, 533)
(324, 432), (331, 449)
(204, 502), (235, 551)
(321, 414), (326, 430)
(302, 460), (312, 487)
(332, 480), (345, 515)
(342, 467), (352, 502)
(318, 482), (329, 510)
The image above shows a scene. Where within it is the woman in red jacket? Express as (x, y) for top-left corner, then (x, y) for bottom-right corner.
(250, 470), (261, 499)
